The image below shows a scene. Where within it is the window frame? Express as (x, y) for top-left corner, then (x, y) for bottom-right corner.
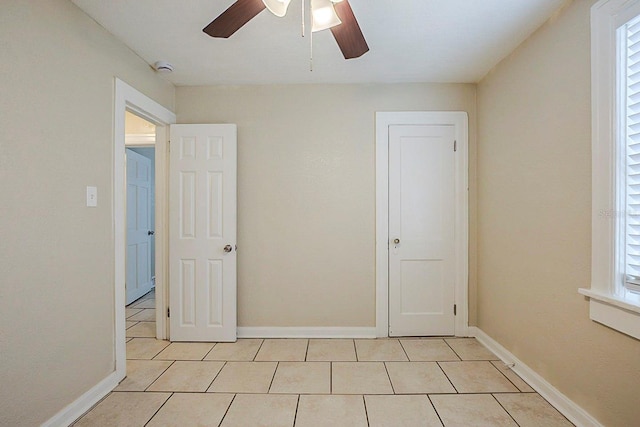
(618, 13), (640, 295)
(581, 0), (640, 340)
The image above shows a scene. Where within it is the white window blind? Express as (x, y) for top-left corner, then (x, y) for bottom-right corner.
(623, 16), (640, 292)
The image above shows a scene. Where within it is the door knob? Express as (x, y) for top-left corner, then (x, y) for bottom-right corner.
(223, 245), (233, 253)
(148, 230), (155, 236)
(393, 238), (400, 244)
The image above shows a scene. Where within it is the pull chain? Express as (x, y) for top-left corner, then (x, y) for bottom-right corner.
(310, 25), (313, 71)
(309, 0), (313, 72)
(301, 0), (313, 72)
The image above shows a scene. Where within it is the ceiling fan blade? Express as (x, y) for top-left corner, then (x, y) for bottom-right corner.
(203, 0), (266, 38)
(330, 0), (369, 59)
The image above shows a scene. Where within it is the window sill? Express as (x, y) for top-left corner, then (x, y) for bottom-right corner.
(578, 288), (640, 339)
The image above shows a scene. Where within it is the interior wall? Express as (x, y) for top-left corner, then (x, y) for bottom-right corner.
(477, 1), (640, 426)
(0, 1), (174, 426)
(176, 83), (477, 328)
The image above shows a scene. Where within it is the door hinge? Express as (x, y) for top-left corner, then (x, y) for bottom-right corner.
(167, 307), (170, 318)
(454, 304), (457, 316)
(454, 140), (457, 152)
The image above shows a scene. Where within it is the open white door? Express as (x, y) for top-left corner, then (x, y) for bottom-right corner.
(126, 149), (153, 305)
(169, 124), (237, 342)
(388, 125), (456, 336)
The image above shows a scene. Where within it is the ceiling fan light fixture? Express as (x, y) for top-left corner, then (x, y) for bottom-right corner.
(262, 0), (292, 17)
(311, 0), (342, 32)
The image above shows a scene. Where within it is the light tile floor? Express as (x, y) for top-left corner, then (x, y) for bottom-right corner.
(75, 290), (574, 426)
(125, 289), (157, 341)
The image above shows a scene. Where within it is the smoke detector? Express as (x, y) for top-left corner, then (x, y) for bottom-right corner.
(153, 61), (174, 73)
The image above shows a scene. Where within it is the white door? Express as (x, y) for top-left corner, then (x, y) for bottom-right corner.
(388, 125), (456, 336)
(126, 149), (153, 305)
(169, 124), (237, 342)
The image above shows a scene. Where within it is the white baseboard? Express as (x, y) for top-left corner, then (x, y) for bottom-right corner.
(237, 327), (377, 339)
(468, 327), (602, 427)
(42, 371), (120, 427)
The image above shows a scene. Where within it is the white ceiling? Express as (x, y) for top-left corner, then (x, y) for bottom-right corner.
(71, 0), (567, 86)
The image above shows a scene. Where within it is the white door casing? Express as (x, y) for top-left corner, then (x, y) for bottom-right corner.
(375, 111), (469, 338)
(169, 124), (237, 342)
(388, 125), (456, 336)
(114, 79), (175, 389)
(125, 149), (154, 304)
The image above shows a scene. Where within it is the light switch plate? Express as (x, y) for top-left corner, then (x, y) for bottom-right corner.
(86, 186), (97, 207)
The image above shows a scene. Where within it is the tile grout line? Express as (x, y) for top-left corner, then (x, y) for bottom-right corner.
(148, 339), (171, 360)
(382, 362), (396, 394)
(142, 360), (175, 392)
(292, 394), (301, 427)
(126, 321), (157, 340)
(142, 391), (173, 427)
(490, 361), (535, 393)
(435, 361), (459, 394)
(353, 339), (359, 362)
(490, 393), (522, 427)
(426, 394), (446, 427)
(71, 390), (114, 425)
(330, 362), (333, 394)
(304, 339), (310, 362)
(428, 391), (522, 396)
(128, 299), (157, 310)
(205, 361), (228, 392)
(489, 360), (526, 392)
(267, 361), (279, 394)
(253, 339), (266, 361)
(362, 395), (370, 427)
(144, 360), (176, 392)
(398, 339), (411, 361)
(443, 339), (463, 361)
(128, 309), (156, 322)
(201, 342), (218, 361)
(216, 393), (237, 427)
(125, 321), (140, 330)
(124, 307), (142, 320)
(533, 392), (576, 425)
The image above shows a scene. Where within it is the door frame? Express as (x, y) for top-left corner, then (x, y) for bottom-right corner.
(375, 112), (469, 338)
(114, 79), (176, 380)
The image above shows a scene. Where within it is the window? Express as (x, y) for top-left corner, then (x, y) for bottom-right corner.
(582, 0), (640, 340)
(620, 15), (640, 296)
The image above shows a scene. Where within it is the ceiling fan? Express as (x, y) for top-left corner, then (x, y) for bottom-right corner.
(202, 0), (369, 59)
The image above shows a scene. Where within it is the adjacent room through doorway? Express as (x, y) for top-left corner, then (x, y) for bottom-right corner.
(124, 111), (157, 338)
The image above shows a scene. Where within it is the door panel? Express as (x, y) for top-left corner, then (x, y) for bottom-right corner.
(389, 125), (456, 336)
(125, 149), (153, 305)
(169, 124), (237, 342)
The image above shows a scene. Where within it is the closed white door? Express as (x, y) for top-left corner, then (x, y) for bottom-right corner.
(169, 124), (237, 342)
(388, 125), (456, 336)
(126, 149), (153, 305)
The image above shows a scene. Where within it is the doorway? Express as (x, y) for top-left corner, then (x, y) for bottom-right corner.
(114, 79), (176, 382)
(125, 113), (156, 304)
(124, 111), (157, 338)
(375, 112), (469, 338)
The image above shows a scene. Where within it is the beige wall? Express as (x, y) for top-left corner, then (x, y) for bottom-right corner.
(0, 1), (174, 425)
(177, 84), (477, 327)
(477, 0), (640, 425)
